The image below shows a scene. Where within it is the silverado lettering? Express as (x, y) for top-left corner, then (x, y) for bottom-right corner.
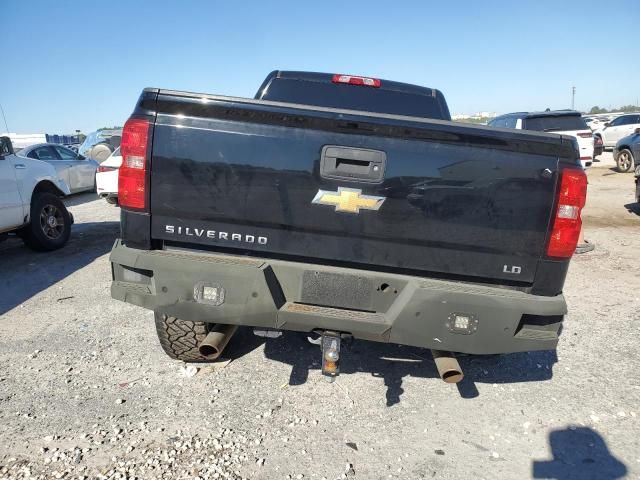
(165, 225), (268, 244)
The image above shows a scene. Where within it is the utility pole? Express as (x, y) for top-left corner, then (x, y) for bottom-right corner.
(0, 102), (9, 133)
(571, 86), (576, 110)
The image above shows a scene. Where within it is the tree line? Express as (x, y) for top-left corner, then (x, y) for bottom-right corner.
(588, 105), (639, 114)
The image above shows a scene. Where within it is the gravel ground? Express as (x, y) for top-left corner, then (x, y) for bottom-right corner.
(1, 155), (639, 480)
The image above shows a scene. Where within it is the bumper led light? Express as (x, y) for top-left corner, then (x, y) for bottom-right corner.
(194, 282), (225, 306)
(454, 315), (470, 330)
(446, 312), (478, 335)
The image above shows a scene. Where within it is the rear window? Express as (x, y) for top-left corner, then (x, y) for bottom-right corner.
(524, 115), (588, 132)
(261, 78), (449, 120)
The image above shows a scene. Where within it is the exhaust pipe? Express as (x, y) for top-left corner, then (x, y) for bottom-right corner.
(431, 350), (464, 383)
(198, 324), (238, 359)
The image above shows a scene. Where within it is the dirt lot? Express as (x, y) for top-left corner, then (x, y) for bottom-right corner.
(1, 156), (639, 480)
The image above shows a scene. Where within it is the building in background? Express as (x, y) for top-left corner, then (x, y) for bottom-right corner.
(452, 112), (497, 120)
(0, 133), (46, 150)
(1, 132), (82, 150)
(44, 133), (82, 145)
(452, 112), (497, 124)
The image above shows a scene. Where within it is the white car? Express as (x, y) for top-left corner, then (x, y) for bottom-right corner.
(594, 114), (640, 148)
(18, 143), (99, 193)
(0, 136), (73, 251)
(96, 147), (121, 205)
(584, 117), (610, 131)
(488, 110), (594, 168)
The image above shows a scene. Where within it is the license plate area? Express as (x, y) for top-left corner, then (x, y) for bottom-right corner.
(301, 271), (373, 311)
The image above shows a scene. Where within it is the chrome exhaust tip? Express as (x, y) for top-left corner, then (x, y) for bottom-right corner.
(198, 324), (238, 359)
(431, 349), (464, 384)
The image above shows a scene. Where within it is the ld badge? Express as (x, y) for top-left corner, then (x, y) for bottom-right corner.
(312, 187), (385, 214)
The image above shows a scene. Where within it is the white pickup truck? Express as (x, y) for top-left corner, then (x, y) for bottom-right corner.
(0, 136), (73, 250)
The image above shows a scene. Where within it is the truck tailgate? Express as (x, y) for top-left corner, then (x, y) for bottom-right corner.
(148, 91), (574, 284)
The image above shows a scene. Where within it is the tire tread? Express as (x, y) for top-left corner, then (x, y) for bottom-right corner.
(154, 313), (210, 362)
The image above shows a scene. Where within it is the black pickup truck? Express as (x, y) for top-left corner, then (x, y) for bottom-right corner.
(110, 71), (587, 381)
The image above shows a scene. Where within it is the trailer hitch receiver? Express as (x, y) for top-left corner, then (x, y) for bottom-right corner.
(321, 332), (341, 378)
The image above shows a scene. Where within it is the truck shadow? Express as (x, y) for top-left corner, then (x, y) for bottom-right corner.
(231, 330), (557, 406)
(0, 221), (119, 316)
(532, 427), (627, 480)
(624, 202), (640, 216)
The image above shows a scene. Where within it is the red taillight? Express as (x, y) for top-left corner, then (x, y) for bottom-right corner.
(118, 118), (150, 210)
(546, 168), (588, 258)
(97, 165), (116, 173)
(332, 74), (381, 88)
(577, 131), (593, 138)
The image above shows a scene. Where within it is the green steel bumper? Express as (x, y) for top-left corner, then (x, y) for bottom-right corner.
(110, 240), (567, 354)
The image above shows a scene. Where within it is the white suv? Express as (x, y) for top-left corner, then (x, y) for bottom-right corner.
(594, 114), (640, 148)
(0, 137), (73, 250)
(488, 110), (594, 168)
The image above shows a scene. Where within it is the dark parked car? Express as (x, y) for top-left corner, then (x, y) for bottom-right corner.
(613, 128), (640, 172)
(593, 134), (604, 159)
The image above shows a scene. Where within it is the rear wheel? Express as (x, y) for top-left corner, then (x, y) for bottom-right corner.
(105, 197), (118, 205)
(21, 192), (71, 251)
(154, 312), (211, 362)
(615, 148), (634, 172)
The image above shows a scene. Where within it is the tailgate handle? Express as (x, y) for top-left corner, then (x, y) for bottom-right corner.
(320, 145), (386, 183)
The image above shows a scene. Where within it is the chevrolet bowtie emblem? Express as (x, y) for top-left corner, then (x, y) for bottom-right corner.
(312, 187), (386, 214)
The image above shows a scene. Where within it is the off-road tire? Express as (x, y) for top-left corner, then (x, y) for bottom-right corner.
(615, 148), (634, 173)
(21, 192), (71, 251)
(154, 312), (211, 362)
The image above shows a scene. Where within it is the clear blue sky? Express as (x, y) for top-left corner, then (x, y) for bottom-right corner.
(2, 0), (638, 134)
